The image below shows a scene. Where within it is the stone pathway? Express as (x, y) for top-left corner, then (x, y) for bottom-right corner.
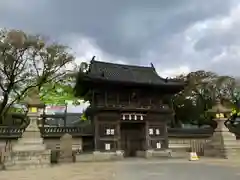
(115, 159), (240, 180)
(0, 159), (240, 180)
(0, 163), (116, 180)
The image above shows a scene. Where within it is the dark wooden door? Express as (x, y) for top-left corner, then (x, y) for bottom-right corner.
(120, 123), (145, 157)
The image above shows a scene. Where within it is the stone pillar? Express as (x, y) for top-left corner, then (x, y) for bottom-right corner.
(205, 100), (240, 159)
(5, 88), (50, 170)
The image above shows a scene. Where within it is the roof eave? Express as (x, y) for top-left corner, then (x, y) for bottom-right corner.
(76, 74), (185, 89)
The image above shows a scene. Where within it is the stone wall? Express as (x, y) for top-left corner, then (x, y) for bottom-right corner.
(2, 136), (238, 159)
(0, 137), (211, 157)
(169, 137), (211, 156)
(0, 138), (82, 153)
(44, 138), (82, 152)
(76, 151), (124, 162)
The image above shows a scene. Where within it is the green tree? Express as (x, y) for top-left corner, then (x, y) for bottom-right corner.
(40, 77), (81, 106)
(173, 71), (215, 126)
(0, 29), (75, 124)
(173, 70), (238, 127)
(40, 76), (88, 121)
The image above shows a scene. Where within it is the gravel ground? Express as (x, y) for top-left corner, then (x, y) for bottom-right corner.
(0, 159), (239, 180)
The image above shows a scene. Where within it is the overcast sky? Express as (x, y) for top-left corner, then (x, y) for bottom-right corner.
(1, 0), (240, 78)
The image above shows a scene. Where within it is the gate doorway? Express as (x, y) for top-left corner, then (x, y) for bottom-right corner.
(120, 122), (145, 157)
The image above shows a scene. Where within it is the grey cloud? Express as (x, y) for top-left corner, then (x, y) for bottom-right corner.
(208, 60), (240, 76)
(194, 28), (240, 52)
(45, 0), (234, 61)
(0, 0), (238, 75)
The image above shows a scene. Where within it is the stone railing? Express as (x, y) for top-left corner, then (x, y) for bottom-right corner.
(0, 127), (24, 138)
(0, 126), (93, 139)
(39, 126), (93, 138)
(0, 125), (238, 139)
(168, 128), (214, 138)
(167, 126), (239, 155)
(168, 128), (214, 156)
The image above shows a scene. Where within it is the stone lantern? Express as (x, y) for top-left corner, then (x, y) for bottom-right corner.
(205, 99), (240, 159)
(24, 88), (44, 110)
(207, 99), (231, 132)
(24, 87), (45, 129)
(5, 87), (50, 170)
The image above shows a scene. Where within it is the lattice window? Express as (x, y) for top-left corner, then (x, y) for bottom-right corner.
(150, 140), (167, 149)
(156, 142), (161, 149)
(149, 128), (154, 135)
(99, 141), (116, 151)
(148, 126), (164, 136)
(98, 124), (116, 137)
(105, 143), (111, 150)
(149, 127), (162, 136)
(106, 128), (115, 135)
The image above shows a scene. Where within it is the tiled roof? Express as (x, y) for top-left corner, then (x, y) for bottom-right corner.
(84, 60), (184, 86)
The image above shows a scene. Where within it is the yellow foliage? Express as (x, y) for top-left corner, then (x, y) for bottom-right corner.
(80, 113), (87, 121)
(231, 108), (240, 116)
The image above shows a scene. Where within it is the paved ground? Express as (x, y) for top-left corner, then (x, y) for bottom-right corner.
(116, 159), (240, 180)
(0, 159), (240, 180)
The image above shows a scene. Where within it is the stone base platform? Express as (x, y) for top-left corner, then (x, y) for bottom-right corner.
(204, 130), (240, 159)
(144, 149), (173, 158)
(76, 150), (174, 162)
(204, 147), (240, 159)
(76, 151), (124, 162)
(136, 150), (173, 158)
(4, 150), (51, 170)
(58, 152), (77, 163)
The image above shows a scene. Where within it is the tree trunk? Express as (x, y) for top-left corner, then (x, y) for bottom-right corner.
(0, 93), (9, 125)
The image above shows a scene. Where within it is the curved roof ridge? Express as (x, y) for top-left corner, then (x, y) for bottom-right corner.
(91, 60), (154, 69)
(80, 59), (186, 87)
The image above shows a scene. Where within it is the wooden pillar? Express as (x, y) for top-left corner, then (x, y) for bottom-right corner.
(117, 93), (119, 104)
(92, 90), (95, 106)
(164, 122), (169, 149)
(145, 121), (150, 150)
(116, 121), (121, 150)
(128, 92), (131, 105)
(104, 91), (108, 106)
(94, 116), (99, 151)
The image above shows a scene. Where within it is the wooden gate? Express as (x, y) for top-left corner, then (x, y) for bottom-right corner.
(120, 123), (145, 157)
